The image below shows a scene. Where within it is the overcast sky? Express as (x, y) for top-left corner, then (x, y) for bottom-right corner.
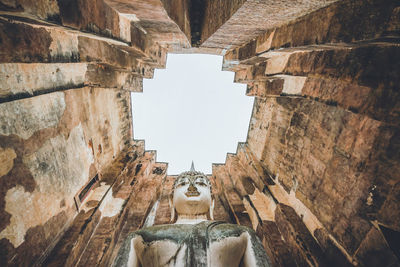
(131, 54), (254, 175)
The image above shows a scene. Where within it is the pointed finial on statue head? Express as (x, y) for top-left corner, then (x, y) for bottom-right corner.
(190, 161), (195, 172)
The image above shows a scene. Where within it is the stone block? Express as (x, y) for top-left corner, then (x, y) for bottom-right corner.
(85, 63), (143, 92)
(104, 0), (190, 50)
(0, 0), (60, 20)
(314, 228), (353, 267)
(0, 63), (87, 102)
(256, 220), (296, 267)
(57, 0), (121, 41)
(354, 227), (400, 267)
(275, 203), (327, 267)
(200, 0), (338, 50)
(225, 0), (400, 61)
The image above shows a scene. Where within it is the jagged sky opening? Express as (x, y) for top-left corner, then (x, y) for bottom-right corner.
(131, 54), (254, 174)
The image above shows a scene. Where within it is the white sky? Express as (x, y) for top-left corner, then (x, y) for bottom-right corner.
(131, 54), (254, 175)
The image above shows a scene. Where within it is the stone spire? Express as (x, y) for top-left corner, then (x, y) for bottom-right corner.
(190, 161), (195, 172)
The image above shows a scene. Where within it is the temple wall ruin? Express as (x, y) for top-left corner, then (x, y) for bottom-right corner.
(216, 1), (400, 265)
(0, 0), (168, 264)
(0, 86), (133, 266)
(0, 0), (399, 266)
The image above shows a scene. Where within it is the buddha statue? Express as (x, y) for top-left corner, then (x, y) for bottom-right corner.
(113, 163), (272, 267)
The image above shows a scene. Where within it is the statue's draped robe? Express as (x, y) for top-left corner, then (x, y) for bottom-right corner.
(113, 221), (272, 267)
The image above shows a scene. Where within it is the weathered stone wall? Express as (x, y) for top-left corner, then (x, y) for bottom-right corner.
(104, 0), (191, 51)
(213, 0), (400, 266)
(0, 86), (132, 266)
(0, 0), (174, 265)
(200, 0), (339, 51)
(1, 0), (400, 266)
(42, 142), (169, 266)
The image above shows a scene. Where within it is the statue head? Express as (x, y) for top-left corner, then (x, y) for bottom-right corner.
(170, 163), (214, 222)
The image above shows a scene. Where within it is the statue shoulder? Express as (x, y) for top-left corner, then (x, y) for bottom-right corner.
(209, 222), (256, 237)
(214, 223), (263, 245)
(218, 223), (256, 233)
(132, 224), (193, 243)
